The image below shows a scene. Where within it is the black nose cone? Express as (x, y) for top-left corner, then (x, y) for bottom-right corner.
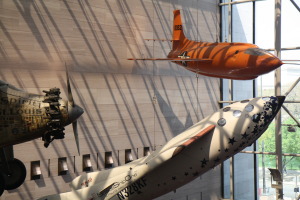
(276, 96), (285, 111)
(66, 104), (84, 125)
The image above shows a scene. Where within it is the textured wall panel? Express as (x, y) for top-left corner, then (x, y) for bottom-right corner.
(0, 0), (220, 199)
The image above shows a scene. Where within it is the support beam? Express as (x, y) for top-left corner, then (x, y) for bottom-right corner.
(281, 105), (300, 127)
(266, 46), (300, 51)
(274, 0), (283, 199)
(241, 151), (300, 157)
(219, 0), (264, 6)
(227, 1), (234, 199)
(290, 0), (300, 13)
(219, 100), (300, 104)
(228, 0), (232, 43)
(284, 77), (300, 96)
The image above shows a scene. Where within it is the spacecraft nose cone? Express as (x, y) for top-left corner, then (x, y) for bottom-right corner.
(249, 96), (285, 139)
(261, 96), (285, 120)
(275, 96), (285, 111)
(67, 104), (84, 125)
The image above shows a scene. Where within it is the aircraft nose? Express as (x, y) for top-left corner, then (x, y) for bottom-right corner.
(257, 55), (282, 72)
(267, 57), (282, 69)
(67, 104), (84, 125)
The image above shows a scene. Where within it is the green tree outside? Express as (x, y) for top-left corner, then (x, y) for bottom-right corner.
(258, 118), (300, 171)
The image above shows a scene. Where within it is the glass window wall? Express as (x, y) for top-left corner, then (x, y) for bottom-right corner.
(221, 0), (300, 199)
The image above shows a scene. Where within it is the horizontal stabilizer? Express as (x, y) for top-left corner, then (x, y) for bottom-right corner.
(144, 39), (174, 42)
(128, 58), (212, 62)
(97, 182), (116, 198)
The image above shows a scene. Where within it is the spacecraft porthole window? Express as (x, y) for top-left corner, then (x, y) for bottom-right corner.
(233, 110), (241, 118)
(262, 97), (270, 101)
(245, 104), (254, 112)
(241, 99), (249, 103)
(223, 107), (231, 112)
(252, 114), (260, 123)
(217, 118), (226, 126)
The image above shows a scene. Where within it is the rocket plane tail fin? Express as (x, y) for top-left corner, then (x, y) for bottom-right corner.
(172, 10), (188, 50)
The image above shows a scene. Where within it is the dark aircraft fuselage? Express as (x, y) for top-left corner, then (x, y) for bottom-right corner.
(0, 81), (83, 147)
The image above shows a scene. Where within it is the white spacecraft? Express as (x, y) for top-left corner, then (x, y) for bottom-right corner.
(38, 96), (285, 200)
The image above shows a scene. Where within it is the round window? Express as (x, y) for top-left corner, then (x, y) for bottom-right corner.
(262, 97), (270, 101)
(252, 114), (261, 123)
(233, 110), (241, 118)
(241, 99), (249, 103)
(217, 118), (226, 126)
(245, 104), (254, 112)
(223, 107), (231, 112)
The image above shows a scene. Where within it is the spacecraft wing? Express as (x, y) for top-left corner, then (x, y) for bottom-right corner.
(68, 125), (216, 191)
(171, 125), (216, 158)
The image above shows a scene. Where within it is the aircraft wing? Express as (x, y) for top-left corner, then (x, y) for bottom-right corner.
(0, 80), (25, 92)
(0, 80), (8, 87)
(128, 58), (212, 62)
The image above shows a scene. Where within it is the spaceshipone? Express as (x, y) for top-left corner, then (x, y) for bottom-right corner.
(38, 96), (284, 200)
(128, 10), (282, 80)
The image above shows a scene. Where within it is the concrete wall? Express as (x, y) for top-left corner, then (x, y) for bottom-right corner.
(0, 0), (221, 199)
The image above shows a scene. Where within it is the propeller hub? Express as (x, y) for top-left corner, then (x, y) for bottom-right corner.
(66, 103), (84, 125)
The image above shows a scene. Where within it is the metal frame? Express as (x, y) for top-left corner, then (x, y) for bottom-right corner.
(282, 105), (300, 127)
(219, 0), (264, 6)
(291, 0), (300, 12)
(219, 100), (300, 104)
(241, 151), (300, 157)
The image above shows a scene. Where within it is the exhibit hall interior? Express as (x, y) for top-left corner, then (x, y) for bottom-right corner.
(0, 0), (299, 199)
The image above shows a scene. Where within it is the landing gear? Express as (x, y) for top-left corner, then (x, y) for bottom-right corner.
(1, 159), (26, 190)
(0, 148), (27, 195)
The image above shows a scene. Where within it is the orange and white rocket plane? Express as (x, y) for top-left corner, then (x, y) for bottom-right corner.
(129, 10), (282, 80)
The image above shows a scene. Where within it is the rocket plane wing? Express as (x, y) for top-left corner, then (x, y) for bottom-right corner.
(128, 58), (212, 62)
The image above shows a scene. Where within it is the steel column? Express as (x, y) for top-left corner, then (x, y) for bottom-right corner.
(274, 0), (283, 199)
